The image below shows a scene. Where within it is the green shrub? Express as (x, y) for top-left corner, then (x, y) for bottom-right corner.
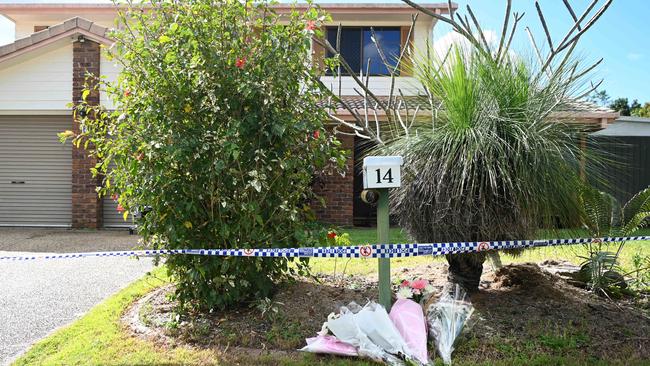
(64, 0), (346, 311)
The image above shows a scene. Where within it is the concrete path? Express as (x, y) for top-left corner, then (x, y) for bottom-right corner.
(0, 229), (153, 365)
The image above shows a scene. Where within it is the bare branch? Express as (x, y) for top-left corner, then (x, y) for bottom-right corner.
(496, 0), (512, 61)
(387, 14), (418, 114)
(312, 37), (390, 112)
(556, 0), (613, 54)
(499, 12), (524, 63)
(329, 113), (366, 132)
(370, 27), (392, 73)
(410, 105), (420, 130)
(541, 0), (600, 71)
(401, 0), (482, 51)
(554, 0), (599, 51)
(535, 2), (554, 52)
(526, 27), (546, 67)
(310, 72), (365, 126)
(571, 58), (603, 82)
(372, 108), (383, 144)
(562, 0), (582, 31)
(467, 5), (490, 51)
(396, 99), (409, 133)
(574, 78), (604, 100)
(447, 0), (455, 21)
(399, 89), (410, 126)
(336, 23), (342, 99)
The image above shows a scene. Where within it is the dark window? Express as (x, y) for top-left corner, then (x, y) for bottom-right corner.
(326, 27), (401, 76)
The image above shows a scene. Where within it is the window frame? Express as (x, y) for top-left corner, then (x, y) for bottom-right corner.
(326, 26), (404, 77)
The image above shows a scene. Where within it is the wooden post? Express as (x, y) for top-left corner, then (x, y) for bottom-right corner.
(377, 188), (391, 311)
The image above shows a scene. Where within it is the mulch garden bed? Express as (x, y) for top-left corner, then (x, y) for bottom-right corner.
(123, 262), (650, 364)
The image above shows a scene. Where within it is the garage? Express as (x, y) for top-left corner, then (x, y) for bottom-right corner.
(103, 195), (132, 228)
(0, 115), (72, 226)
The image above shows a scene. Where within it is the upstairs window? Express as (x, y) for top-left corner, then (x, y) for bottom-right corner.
(34, 26), (50, 32)
(326, 27), (402, 76)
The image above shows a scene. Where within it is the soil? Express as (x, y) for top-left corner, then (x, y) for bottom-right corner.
(123, 262), (650, 364)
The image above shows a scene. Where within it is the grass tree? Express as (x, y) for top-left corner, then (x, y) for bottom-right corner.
(316, 0), (613, 291)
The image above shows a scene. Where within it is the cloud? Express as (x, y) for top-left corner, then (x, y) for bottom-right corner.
(627, 53), (644, 61)
(432, 30), (498, 59)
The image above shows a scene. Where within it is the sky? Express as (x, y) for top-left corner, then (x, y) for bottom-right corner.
(0, 0), (648, 103)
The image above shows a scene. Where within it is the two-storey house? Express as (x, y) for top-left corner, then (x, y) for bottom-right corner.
(0, 2), (618, 229)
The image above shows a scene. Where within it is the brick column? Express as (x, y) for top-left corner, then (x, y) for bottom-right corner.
(72, 38), (102, 228)
(312, 133), (354, 226)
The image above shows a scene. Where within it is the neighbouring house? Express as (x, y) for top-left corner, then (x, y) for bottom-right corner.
(589, 116), (650, 203)
(0, 2), (618, 229)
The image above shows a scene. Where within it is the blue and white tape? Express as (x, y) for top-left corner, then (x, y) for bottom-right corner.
(0, 236), (648, 261)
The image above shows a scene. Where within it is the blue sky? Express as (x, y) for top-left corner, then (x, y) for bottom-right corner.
(0, 0), (647, 103)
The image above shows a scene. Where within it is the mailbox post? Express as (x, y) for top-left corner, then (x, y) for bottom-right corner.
(362, 156), (403, 311)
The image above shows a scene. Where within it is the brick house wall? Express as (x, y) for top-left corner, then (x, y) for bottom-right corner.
(71, 38), (102, 228)
(311, 133), (355, 226)
(67, 38), (356, 228)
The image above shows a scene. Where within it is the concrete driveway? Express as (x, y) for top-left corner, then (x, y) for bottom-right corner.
(0, 229), (154, 365)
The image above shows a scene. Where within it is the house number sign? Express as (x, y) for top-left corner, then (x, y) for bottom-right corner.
(362, 156), (403, 189)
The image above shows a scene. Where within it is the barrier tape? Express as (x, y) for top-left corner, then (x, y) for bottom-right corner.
(1, 236), (648, 262)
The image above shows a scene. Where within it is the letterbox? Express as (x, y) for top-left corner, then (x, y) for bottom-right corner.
(362, 156), (403, 189)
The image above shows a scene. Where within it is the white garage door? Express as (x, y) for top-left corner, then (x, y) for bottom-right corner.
(103, 194), (132, 228)
(102, 161), (132, 228)
(0, 115), (72, 226)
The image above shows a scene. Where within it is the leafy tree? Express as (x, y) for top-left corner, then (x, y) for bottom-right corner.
(64, 0), (346, 311)
(609, 97), (631, 116)
(589, 89), (610, 106)
(632, 102), (650, 117)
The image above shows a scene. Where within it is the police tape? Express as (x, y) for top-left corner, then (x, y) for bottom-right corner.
(1, 236), (649, 262)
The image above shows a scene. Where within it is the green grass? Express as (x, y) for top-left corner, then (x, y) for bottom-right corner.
(14, 227), (650, 365)
(13, 268), (222, 366)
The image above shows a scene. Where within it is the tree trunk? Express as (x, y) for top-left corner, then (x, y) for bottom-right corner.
(446, 253), (486, 292)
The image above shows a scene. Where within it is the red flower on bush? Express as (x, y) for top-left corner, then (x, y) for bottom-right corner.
(401, 280), (410, 287)
(313, 130), (320, 139)
(327, 231), (337, 239)
(111, 194), (119, 201)
(305, 20), (317, 31)
(124, 89), (132, 97)
(236, 57), (246, 69)
(117, 204), (125, 213)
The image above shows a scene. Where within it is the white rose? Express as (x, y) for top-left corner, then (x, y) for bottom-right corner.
(397, 286), (413, 299)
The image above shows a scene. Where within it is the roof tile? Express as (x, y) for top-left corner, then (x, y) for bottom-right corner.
(13, 36), (33, 50)
(47, 23), (66, 37)
(30, 29), (51, 44)
(89, 23), (109, 38)
(77, 18), (93, 31)
(63, 18), (78, 31)
(0, 16), (114, 63)
(0, 42), (15, 57)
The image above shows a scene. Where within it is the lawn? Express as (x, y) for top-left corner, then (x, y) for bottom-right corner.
(13, 227), (650, 366)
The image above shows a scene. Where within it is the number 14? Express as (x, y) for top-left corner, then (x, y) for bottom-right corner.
(375, 168), (394, 184)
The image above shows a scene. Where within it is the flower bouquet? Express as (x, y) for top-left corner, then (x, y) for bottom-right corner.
(426, 284), (474, 365)
(396, 278), (436, 303)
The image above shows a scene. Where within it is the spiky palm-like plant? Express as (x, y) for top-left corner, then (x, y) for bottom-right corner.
(316, 0), (613, 291)
(379, 49), (592, 290)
